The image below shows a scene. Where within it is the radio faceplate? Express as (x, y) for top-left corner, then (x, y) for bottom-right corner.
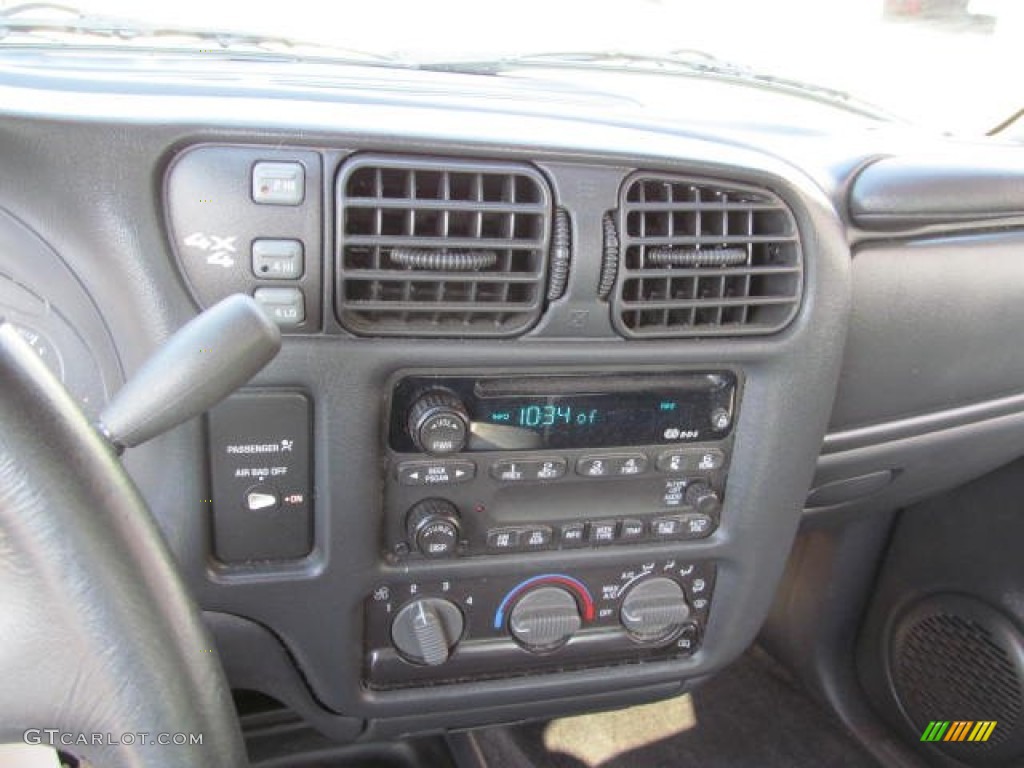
(389, 371), (736, 453)
(383, 371), (738, 561)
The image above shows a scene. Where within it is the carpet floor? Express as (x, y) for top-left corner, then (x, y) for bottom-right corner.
(467, 647), (878, 768)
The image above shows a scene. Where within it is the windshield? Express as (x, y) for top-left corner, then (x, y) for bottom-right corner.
(0, 0), (1018, 136)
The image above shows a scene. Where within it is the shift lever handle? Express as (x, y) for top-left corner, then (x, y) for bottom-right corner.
(98, 294), (282, 450)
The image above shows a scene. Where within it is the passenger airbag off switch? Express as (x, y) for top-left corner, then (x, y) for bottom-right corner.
(208, 391), (313, 562)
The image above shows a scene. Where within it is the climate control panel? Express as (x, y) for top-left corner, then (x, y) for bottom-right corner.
(364, 559), (716, 688)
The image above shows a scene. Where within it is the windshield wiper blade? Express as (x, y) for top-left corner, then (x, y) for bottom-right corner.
(0, 2), (400, 63)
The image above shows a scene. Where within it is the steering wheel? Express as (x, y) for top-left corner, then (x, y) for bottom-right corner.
(0, 321), (248, 767)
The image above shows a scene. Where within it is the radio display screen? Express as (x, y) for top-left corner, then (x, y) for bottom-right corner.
(474, 393), (700, 449)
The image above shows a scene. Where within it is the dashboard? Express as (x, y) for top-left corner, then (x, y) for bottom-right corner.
(2, 49), (1024, 762)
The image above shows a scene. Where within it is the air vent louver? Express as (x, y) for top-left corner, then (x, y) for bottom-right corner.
(337, 155), (552, 337)
(612, 174), (803, 338)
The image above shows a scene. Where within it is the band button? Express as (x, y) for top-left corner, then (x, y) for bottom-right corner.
(486, 528), (520, 552)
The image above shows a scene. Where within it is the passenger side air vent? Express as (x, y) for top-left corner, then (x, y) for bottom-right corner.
(337, 155), (553, 337)
(612, 173), (802, 338)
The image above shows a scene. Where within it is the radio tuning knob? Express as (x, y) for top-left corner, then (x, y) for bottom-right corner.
(406, 498), (462, 558)
(408, 390), (470, 455)
(390, 597), (464, 666)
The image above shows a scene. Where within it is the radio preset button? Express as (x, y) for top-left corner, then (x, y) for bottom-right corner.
(531, 458), (567, 481)
(576, 456), (612, 478)
(397, 460), (475, 486)
(560, 523), (587, 547)
(490, 460), (525, 482)
(656, 451), (691, 474)
(486, 528), (521, 552)
(589, 521), (618, 543)
(491, 458), (567, 483)
(688, 448), (726, 471)
(612, 454), (648, 476)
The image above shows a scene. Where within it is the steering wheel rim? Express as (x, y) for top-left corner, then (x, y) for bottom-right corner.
(0, 323), (247, 767)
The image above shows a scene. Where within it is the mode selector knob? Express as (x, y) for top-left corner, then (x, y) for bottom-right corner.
(408, 390), (469, 455)
(620, 577), (691, 645)
(391, 598), (464, 666)
(509, 587), (582, 652)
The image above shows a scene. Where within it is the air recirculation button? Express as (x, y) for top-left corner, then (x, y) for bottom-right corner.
(620, 577), (691, 645)
(509, 587), (582, 652)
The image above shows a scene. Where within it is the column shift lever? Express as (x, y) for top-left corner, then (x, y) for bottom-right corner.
(97, 294), (282, 451)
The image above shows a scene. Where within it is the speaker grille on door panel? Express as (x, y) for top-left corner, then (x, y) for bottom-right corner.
(890, 595), (1024, 763)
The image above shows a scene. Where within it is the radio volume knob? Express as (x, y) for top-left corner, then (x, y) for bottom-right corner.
(406, 498), (462, 558)
(408, 390), (470, 455)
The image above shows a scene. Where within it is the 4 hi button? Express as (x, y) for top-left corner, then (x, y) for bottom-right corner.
(252, 239), (304, 279)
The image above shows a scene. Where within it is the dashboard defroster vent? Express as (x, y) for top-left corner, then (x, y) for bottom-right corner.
(613, 174), (802, 338)
(337, 155), (553, 337)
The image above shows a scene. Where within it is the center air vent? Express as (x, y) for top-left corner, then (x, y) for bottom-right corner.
(337, 155), (553, 337)
(612, 173), (803, 338)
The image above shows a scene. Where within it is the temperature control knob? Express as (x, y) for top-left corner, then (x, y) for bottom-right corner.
(620, 577), (690, 644)
(406, 499), (462, 558)
(685, 482), (722, 517)
(509, 586), (582, 652)
(391, 598), (464, 666)
(408, 391), (469, 454)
